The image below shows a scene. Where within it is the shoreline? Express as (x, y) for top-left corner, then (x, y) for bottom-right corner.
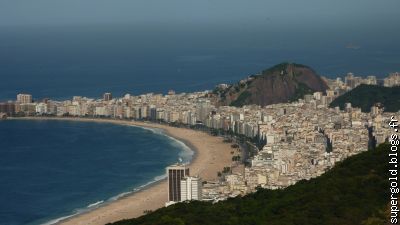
(9, 117), (234, 225)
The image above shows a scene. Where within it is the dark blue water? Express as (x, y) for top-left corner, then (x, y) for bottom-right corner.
(0, 24), (399, 101)
(0, 23), (399, 225)
(0, 119), (192, 225)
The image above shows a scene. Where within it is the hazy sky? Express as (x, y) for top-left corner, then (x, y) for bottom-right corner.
(0, 0), (399, 28)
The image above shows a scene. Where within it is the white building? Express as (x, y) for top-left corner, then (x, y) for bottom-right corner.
(35, 103), (48, 115)
(180, 176), (202, 201)
(17, 94), (32, 104)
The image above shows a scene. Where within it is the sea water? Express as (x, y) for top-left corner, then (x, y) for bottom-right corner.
(0, 24), (399, 101)
(0, 119), (193, 225)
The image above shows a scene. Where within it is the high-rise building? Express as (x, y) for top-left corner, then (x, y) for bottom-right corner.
(344, 73), (354, 88)
(17, 94), (32, 104)
(365, 76), (377, 85)
(180, 176), (202, 201)
(384, 72), (400, 87)
(103, 93), (112, 101)
(167, 164), (190, 202)
(197, 99), (211, 123)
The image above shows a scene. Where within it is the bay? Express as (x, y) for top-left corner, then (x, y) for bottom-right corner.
(0, 119), (192, 225)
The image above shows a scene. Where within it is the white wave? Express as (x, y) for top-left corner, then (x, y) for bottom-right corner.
(41, 122), (193, 225)
(128, 123), (195, 164)
(108, 191), (132, 201)
(151, 129), (194, 158)
(41, 172), (168, 225)
(40, 212), (80, 225)
(108, 174), (168, 202)
(153, 174), (167, 182)
(126, 124), (163, 134)
(87, 200), (104, 208)
(40, 173), (168, 225)
(167, 136), (194, 164)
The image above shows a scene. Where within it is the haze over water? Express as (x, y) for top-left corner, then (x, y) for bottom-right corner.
(0, 0), (399, 100)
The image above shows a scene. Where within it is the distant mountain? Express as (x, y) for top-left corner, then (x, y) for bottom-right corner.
(215, 63), (328, 107)
(330, 84), (400, 112)
(110, 143), (390, 225)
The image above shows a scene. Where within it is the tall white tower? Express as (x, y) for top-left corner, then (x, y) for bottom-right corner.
(180, 176), (202, 201)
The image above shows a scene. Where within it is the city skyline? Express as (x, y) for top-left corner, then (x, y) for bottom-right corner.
(1, 60), (398, 225)
(1, 69), (398, 197)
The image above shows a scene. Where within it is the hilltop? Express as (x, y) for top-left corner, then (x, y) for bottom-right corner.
(110, 143), (390, 225)
(215, 63), (328, 107)
(330, 84), (400, 112)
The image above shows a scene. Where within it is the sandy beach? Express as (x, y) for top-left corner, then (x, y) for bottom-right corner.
(12, 117), (234, 225)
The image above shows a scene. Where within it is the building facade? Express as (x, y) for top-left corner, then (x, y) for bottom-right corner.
(167, 164), (190, 202)
(103, 93), (112, 101)
(180, 176), (202, 201)
(17, 94), (32, 104)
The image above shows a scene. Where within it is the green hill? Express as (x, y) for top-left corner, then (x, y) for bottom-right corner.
(330, 84), (400, 112)
(110, 143), (390, 225)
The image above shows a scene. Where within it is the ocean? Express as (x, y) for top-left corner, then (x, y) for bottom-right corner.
(0, 119), (193, 225)
(0, 23), (399, 225)
(0, 24), (399, 101)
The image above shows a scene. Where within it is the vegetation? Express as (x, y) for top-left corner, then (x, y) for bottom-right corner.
(230, 91), (251, 107)
(110, 143), (390, 225)
(330, 84), (400, 112)
(289, 82), (314, 102)
(222, 167), (231, 173)
(232, 155), (241, 161)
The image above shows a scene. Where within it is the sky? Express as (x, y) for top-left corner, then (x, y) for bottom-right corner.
(0, 0), (399, 28)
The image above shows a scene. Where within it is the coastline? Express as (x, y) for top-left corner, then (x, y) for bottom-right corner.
(10, 117), (233, 225)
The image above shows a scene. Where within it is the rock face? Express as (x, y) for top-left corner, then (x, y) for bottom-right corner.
(217, 63), (328, 107)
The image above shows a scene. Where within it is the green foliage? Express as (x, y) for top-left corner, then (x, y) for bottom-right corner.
(361, 205), (389, 225)
(230, 144), (239, 148)
(330, 84), (400, 112)
(289, 82), (314, 102)
(212, 86), (229, 100)
(110, 143), (390, 225)
(209, 128), (218, 136)
(232, 155), (241, 161)
(230, 91), (252, 107)
(222, 167), (231, 173)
